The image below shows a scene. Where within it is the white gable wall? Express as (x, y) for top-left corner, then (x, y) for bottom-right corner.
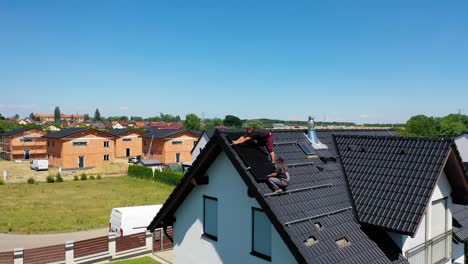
(455, 134), (468, 162)
(173, 152), (297, 264)
(388, 171), (452, 263)
(191, 133), (210, 161)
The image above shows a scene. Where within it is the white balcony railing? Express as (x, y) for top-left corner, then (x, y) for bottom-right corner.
(406, 230), (452, 264)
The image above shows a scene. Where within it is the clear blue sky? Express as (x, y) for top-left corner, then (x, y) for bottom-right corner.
(1, 0), (467, 124)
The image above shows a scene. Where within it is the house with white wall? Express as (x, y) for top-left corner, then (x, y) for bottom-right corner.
(455, 132), (468, 162)
(191, 130), (214, 161)
(148, 129), (418, 264)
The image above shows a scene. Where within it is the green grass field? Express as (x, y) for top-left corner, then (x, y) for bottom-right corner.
(0, 176), (174, 233)
(112, 256), (160, 264)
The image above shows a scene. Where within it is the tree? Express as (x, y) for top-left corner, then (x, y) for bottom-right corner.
(439, 119), (466, 136)
(94, 108), (101, 121)
(84, 114), (90, 121)
(13, 114), (19, 119)
(130, 116), (144, 121)
(401, 115), (437, 137)
(29, 112), (35, 120)
(223, 115), (242, 128)
(183, 113), (201, 130)
(54, 106), (61, 123)
(0, 113), (4, 120)
(243, 119), (265, 129)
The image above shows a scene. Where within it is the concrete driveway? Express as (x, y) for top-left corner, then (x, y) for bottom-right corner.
(0, 228), (108, 251)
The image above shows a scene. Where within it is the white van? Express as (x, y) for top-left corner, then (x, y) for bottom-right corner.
(109, 204), (162, 237)
(30, 159), (49, 171)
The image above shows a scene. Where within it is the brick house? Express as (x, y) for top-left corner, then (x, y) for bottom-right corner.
(35, 113), (85, 122)
(108, 129), (144, 158)
(0, 128), (47, 160)
(142, 129), (200, 164)
(44, 128), (118, 169)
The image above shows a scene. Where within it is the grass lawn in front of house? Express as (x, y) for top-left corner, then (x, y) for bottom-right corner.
(0, 176), (173, 233)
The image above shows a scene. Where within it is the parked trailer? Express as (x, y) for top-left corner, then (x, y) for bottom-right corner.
(109, 205), (162, 237)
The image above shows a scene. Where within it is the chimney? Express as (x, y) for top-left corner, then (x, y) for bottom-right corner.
(307, 116), (319, 144)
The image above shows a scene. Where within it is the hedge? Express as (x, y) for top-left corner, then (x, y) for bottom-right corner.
(128, 165), (183, 186)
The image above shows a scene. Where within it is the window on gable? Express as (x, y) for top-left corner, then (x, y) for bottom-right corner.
(203, 196), (218, 241)
(251, 208), (271, 261)
(172, 140), (182, 145)
(123, 138), (132, 142)
(73, 141), (87, 146)
(104, 141), (110, 147)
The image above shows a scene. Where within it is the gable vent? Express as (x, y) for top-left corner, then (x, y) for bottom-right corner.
(304, 236), (318, 246)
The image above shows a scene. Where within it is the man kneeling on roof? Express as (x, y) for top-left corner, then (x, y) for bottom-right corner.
(267, 156), (290, 193)
(231, 127), (276, 163)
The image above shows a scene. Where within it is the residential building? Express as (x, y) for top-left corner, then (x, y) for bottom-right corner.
(108, 129), (144, 158)
(0, 128), (47, 160)
(455, 132), (468, 162)
(112, 121), (124, 129)
(43, 124), (61, 132)
(191, 130), (214, 161)
(148, 129), (468, 264)
(35, 113), (85, 122)
(44, 128), (117, 169)
(142, 129), (200, 164)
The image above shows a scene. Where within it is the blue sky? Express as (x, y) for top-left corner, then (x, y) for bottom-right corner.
(1, 0), (467, 124)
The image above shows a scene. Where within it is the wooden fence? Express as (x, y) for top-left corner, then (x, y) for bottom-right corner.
(0, 228), (173, 264)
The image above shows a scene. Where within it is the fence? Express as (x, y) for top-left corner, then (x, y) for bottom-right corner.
(0, 228), (173, 264)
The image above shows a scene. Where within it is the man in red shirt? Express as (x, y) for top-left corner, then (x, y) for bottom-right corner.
(232, 127), (275, 163)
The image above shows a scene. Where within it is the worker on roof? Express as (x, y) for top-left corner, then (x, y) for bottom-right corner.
(231, 127), (276, 163)
(266, 157), (290, 193)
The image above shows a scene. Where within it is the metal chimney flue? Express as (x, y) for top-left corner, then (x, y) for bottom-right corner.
(307, 116), (319, 144)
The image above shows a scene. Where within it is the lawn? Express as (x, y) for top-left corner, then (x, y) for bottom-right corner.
(0, 176), (174, 233)
(111, 256), (160, 264)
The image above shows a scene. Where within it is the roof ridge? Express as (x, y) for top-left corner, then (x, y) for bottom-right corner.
(334, 134), (453, 142)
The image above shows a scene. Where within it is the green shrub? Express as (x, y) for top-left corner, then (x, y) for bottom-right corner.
(154, 170), (183, 186)
(0, 179), (5, 185)
(55, 174), (63, 183)
(46, 175), (55, 183)
(89, 175), (96, 180)
(73, 175), (79, 181)
(27, 177), (35, 184)
(80, 173), (87, 181)
(96, 174), (102, 180)
(128, 165), (153, 179)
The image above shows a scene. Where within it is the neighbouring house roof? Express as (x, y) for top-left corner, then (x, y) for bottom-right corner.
(107, 128), (144, 137)
(148, 129), (408, 264)
(453, 204), (468, 243)
(190, 130), (215, 154)
(137, 159), (163, 166)
(44, 128), (117, 139)
(335, 135), (468, 236)
(0, 127), (34, 137)
(141, 129), (200, 139)
(160, 123), (183, 130)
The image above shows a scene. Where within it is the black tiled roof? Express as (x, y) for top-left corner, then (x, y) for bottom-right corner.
(453, 204), (468, 242)
(335, 135), (452, 236)
(148, 129), (408, 264)
(141, 129), (183, 139)
(44, 128), (90, 138)
(107, 128), (139, 136)
(464, 162), (468, 175)
(0, 127), (33, 137)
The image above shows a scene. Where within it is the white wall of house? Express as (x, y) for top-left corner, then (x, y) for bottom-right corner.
(455, 134), (468, 162)
(173, 152), (297, 264)
(388, 171), (452, 264)
(191, 133), (210, 161)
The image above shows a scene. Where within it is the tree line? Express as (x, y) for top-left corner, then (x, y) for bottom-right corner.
(399, 114), (468, 137)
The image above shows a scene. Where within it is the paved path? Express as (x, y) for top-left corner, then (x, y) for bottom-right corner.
(0, 228), (108, 251)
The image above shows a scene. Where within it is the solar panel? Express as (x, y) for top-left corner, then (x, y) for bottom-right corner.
(298, 142), (315, 155)
(232, 142), (275, 182)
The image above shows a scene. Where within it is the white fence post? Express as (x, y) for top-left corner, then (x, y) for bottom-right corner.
(146, 231), (153, 251)
(13, 248), (23, 264)
(65, 241), (74, 264)
(108, 234), (117, 259)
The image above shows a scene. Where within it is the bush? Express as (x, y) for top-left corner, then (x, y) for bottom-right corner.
(46, 175), (55, 183)
(128, 165), (153, 179)
(0, 179), (5, 185)
(89, 175), (96, 180)
(27, 177), (35, 184)
(73, 175), (79, 181)
(80, 173), (87, 181)
(55, 174), (63, 183)
(96, 174), (102, 180)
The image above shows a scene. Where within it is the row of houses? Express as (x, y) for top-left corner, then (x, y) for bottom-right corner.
(0, 127), (201, 169)
(148, 125), (468, 264)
